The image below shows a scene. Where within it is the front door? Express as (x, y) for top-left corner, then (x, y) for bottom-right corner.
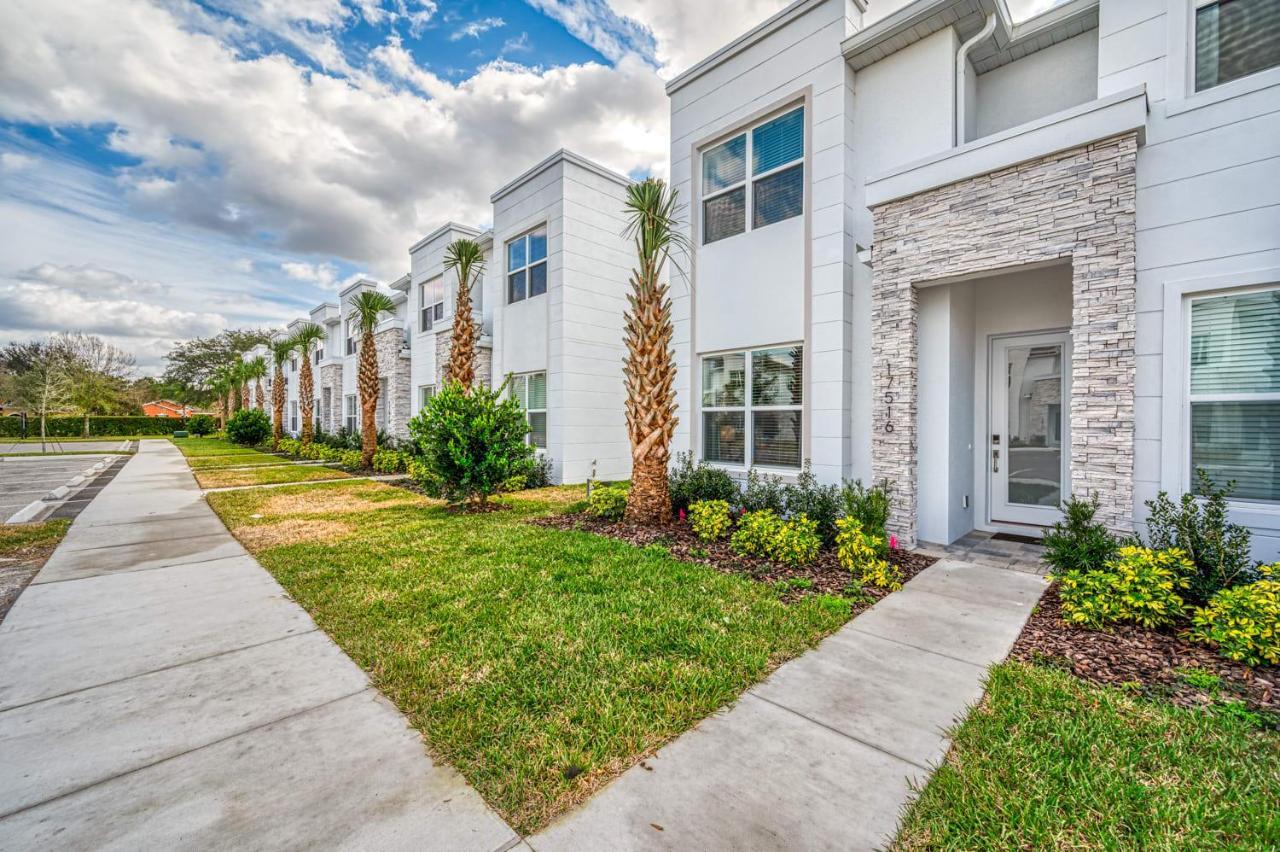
(990, 332), (1070, 526)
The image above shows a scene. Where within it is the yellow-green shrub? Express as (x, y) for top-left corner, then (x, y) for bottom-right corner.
(587, 484), (628, 520)
(689, 500), (733, 542)
(1055, 546), (1191, 630)
(1191, 566), (1279, 667)
(835, 516), (902, 590)
(278, 437), (301, 456)
(729, 510), (820, 566)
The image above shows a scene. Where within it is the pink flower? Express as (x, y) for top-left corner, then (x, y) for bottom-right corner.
(678, 508), (686, 522)
(889, 534), (898, 550)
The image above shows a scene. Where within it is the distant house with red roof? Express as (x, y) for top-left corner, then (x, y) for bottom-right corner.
(141, 399), (201, 418)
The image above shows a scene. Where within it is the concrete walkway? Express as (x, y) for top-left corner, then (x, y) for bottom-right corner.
(0, 440), (519, 850)
(530, 559), (1047, 851)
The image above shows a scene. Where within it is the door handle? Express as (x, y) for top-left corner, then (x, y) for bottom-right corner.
(992, 449), (999, 473)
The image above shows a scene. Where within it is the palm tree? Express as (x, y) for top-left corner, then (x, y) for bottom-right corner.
(349, 290), (397, 468)
(269, 339), (292, 448)
(245, 355), (267, 411)
(210, 366), (233, 427)
(238, 360), (251, 411)
(443, 238), (484, 391)
(288, 323), (326, 445)
(621, 178), (687, 525)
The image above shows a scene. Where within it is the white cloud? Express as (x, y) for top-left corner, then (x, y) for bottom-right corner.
(450, 16), (505, 40)
(0, 152), (37, 172)
(501, 32), (532, 55)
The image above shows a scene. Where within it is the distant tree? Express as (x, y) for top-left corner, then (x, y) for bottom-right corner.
(9, 338), (75, 440)
(161, 328), (275, 403)
(288, 324), (326, 445)
(443, 238), (484, 391)
(348, 290), (396, 467)
(60, 333), (136, 437)
(245, 356), (267, 410)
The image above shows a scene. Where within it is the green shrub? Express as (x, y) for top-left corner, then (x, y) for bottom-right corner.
(299, 442), (323, 460)
(1144, 470), (1259, 604)
(0, 415), (190, 438)
(526, 455), (554, 489)
(587, 484), (628, 520)
(783, 463), (841, 544)
(338, 449), (363, 471)
(187, 414), (216, 436)
(689, 500), (733, 542)
(1056, 546), (1191, 630)
(668, 451), (738, 513)
(1191, 565), (1279, 667)
(835, 516), (901, 590)
(730, 510), (819, 566)
(277, 437), (301, 456)
(741, 468), (786, 514)
(407, 379), (535, 507)
(840, 479), (893, 545)
(1043, 493), (1121, 574)
(373, 449), (407, 475)
(225, 408), (271, 447)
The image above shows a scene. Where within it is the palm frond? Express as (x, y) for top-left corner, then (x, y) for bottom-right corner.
(348, 290), (397, 334)
(288, 322), (326, 354)
(623, 178), (690, 280)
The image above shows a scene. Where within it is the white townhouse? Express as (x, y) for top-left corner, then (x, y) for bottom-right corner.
(667, 0), (1280, 558)
(402, 150), (636, 485)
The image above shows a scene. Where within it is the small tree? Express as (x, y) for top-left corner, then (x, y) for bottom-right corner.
(349, 290), (396, 468)
(10, 337), (74, 442)
(269, 339), (292, 448)
(443, 238), (484, 391)
(187, 414), (216, 436)
(407, 379), (534, 508)
(225, 407), (271, 446)
(621, 178), (686, 524)
(289, 323), (326, 446)
(245, 355), (267, 410)
(61, 332), (135, 437)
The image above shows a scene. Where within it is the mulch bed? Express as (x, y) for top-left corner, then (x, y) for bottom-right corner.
(1012, 585), (1279, 717)
(532, 513), (935, 606)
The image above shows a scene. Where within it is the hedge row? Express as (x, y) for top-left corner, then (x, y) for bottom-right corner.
(0, 416), (190, 438)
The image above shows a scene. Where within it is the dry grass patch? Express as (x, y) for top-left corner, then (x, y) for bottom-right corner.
(235, 518), (357, 550)
(196, 464), (351, 489)
(259, 479), (434, 516)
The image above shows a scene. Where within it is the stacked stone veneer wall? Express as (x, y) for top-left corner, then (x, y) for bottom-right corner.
(871, 133), (1138, 548)
(318, 363), (343, 433)
(374, 328), (413, 441)
(434, 326), (494, 390)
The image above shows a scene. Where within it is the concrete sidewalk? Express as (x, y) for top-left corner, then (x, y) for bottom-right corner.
(0, 440), (519, 850)
(530, 559), (1047, 852)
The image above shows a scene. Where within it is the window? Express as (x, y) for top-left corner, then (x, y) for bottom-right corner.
(1195, 0), (1280, 91)
(418, 384), (436, 409)
(419, 277), (445, 331)
(289, 401), (299, 434)
(509, 372), (547, 448)
(376, 380), (388, 429)
(345, 316), (358, 355)
(507, 226), (548, 303)
(345, 394), (357, 433)
(701, 106), (804, 245)
(1188, 287), (1280, 501)
(290, 356), (298, 374)
(314, 346), (323, 364)
(701, 345), (803, 468)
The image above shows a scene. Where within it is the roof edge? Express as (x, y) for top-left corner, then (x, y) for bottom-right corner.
(409, 221), (482, 254)
(490, 148), (632, 204)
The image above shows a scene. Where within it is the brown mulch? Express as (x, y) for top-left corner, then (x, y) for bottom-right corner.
(532, 513), (935, 605)
(1012, 585), (1279, 716)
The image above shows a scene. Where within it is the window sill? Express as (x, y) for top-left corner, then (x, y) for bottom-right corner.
(1166, 65), (1280, 117)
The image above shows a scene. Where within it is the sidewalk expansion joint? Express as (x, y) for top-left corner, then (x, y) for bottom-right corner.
(843, 624), (993, 671)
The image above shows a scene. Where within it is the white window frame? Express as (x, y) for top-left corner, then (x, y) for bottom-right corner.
(699, 105), (805, 246)
(290, 356), (298, 374)
(506, 226), (548, 305)
(418, 384), (436, 410)
(509, 371), (547, 449)
(1162, 266), (1280, 528)
(376, 379), (388, 430)
(345, 316), (358, 356)
(419, 277), (445, 332)
(700, 344), (804, 471)
(344, 394), (358, 433)
(289, 401), (299, 434)
(314, 345), (323, 364)
(1167, 0), (1280, 115)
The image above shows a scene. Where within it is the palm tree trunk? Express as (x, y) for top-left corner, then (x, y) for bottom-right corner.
(255, 379), (264, 410)
(241, 383), (250, 410)
(299, 359), (315, 445)
(623, 256), (677, 525)
(271, 366), (285, 449)
(358, 330), (379, 468)
(447, 276), (477, 391)
(82, 412), (90, 439)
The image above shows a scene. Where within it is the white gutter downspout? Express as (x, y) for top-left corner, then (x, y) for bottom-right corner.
(955, 13), (997, 146)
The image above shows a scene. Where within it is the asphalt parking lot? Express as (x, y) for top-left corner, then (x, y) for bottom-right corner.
(0, 455), (129, 523)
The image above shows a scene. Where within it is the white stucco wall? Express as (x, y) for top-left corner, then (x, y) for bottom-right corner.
(973, 30), (1099, 139)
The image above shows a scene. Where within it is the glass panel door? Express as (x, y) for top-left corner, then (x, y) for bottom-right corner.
(990, 332), (1070, 526)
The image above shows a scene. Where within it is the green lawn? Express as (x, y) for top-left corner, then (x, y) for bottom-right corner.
(206, 480), (855, 833)
(894, 661), (1280, 849)
(195, 463), (350, 489)
(187, 452), (292, 470)
(0, 520), (70, 558)
(169, 436), (259, 457)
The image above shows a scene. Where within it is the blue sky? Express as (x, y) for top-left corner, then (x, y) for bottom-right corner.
(0, 0), (1065, 371)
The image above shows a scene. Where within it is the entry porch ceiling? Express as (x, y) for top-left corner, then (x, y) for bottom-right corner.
(843, 0), (1099, 74)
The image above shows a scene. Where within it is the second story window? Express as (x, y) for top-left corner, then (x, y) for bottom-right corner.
(290, 356), (298, 374)
(1195, 0), (1280, 91)
(345, 316), (358, 355)
(701, 106), (804, 245)
(314, 346), (323, 364)
(507, 226), (548, 304)
(420, 277), (445, 331)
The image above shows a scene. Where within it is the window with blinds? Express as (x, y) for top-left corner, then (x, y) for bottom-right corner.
(420, 277), (445, 331)
(1189, 287), (1280, 501)
(507, 227), (548, 304)
(510, 371), (547, 448)
(1195, 0), (1280, 91)
(700, 106), (804, 245)
(701, 345), (802, 468)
